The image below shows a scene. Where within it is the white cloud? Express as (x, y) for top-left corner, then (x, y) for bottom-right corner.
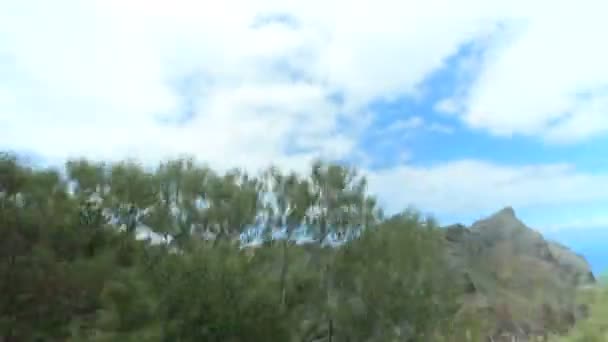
(2, 0), (602, 161)
(434, 98), (461, 115)
(0, 0), (511, 172)
(367, 160), (608, 215)
(379, 116), (454, 136)
(462, 1), (608, 142)
(2, 0), (608, 224)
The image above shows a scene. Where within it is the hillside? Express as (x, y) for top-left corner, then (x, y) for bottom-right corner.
(444, 207), (595, 340)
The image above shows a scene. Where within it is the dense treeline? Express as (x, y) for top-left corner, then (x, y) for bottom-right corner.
(0, 152), (604, 341)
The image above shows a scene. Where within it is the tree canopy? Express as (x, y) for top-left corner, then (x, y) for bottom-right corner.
(0, 151), (603, 341)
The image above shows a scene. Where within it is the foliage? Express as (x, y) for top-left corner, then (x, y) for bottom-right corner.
(4, 151), (593, 341)
(550, 277), (608, 342)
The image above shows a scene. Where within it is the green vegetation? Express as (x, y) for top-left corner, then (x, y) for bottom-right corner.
(551, 278), (608, 342)
(0, 151), (604, 341)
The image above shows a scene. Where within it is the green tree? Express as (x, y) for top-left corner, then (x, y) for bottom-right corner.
(107, 160), (157, 234)
(332, 211), (465, 341)
(306, 160), (380, 341)
(205, 169), (260, 245)
(0, 154), (123, 340)
(551, 278), (608, 342)
(0, 151), (504, 341)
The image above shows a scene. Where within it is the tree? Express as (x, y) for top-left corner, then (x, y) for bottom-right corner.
(1, 151), (491, 341)
(329, 211), (457, 341)
(107, 160), (157, 234)
(260, 167), (316, 311)
(66, 158), (107, 197)
(204, 169), (260, 245)
(0, 154), (123, 340)
(142, 158), (195, 244)
(551, 278), (608, 342)
(306, 160), (381, 341)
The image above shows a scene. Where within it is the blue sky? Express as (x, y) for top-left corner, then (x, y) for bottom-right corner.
(1, 0), (608, 274)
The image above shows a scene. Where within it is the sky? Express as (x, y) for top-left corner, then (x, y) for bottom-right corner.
(1, 0), (607, 274)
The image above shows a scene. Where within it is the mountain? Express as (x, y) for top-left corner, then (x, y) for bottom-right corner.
(542, 227), (608, 276)
(443, 207), (595, 340)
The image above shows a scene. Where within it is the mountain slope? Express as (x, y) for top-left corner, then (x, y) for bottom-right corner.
(444, 207), (595, 339)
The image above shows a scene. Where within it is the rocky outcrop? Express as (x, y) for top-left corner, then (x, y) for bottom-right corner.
(443, 206), (595, 339)
(547, 242), (596, 285)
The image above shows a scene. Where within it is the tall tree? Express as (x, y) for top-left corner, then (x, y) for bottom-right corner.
(204, 169), (260, 245)
(261, 167), (316, 310)
(107, 160), (157, 234)
(143, 158), (207, 245)
(2, 151), (492, 341)
(66, 158), (107, 197)
(307, 160), (379, 341)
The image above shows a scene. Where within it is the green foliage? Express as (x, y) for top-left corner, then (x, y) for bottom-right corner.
(332, 212), (465, 341)
(7, 151), (588, 342)
(550, 277), (608, 342)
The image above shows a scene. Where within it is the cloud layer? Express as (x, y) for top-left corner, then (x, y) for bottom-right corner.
(460, 2), (608, 143)
(0, 0), (496, 166)
(367, 160), (608, 215)
(2, 0), (608, 220)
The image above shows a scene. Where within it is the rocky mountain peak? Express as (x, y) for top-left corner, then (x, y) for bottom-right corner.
(443, 206), (596, 338)
(468, 207), (531, 244)
(494, 206), (516, 219)
(475, 206), (522, 228)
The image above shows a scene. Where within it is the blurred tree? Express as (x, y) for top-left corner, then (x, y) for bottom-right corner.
(0, 151), (490, 342)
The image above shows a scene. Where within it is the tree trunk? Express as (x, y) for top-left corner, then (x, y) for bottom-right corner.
(325, 261), (334, 342)
(279, 238), (289, 310)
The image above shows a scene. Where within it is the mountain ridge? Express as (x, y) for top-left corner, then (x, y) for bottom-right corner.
(443, 206), (595, 339)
